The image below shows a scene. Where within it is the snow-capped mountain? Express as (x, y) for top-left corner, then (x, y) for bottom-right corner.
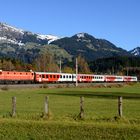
(37, 34), (60, 44)
(0, 22), (59, 45)
(0, 22), (67, 63)
(0, 23), (24, 34)
(0, 22), (138, 64)
(129, 47), (140, 56)
(76, 33), (85, 38)
(0, 36), (24, 46)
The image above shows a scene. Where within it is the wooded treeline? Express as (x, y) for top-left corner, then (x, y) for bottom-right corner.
(0, 54), (140, 79)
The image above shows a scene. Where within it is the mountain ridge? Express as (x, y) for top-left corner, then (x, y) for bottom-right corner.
(129, 47), (140, 56)
(51, 32), (131, 61)
(0, 22), (60, 45)
(0, 22), (139, 63)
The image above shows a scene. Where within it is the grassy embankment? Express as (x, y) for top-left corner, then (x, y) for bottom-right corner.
(0, 83), (140, 139)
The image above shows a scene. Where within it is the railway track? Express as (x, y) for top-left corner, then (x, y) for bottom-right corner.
(0, 82), (127, 89)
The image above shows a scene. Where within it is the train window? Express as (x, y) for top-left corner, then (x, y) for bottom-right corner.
(63, 75), (65, 78)
(42, 75), (45, 78)
(53, 75), (56, 78)
(60, 75), (62, 78)
(69, 75), (71, 78)
(50, 75), (52, 78)
(7, 72), (9, 74)
(57, 75), (59, 78)
(66, 75), (68, 78)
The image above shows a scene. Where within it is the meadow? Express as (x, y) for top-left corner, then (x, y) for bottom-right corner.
(0, 83), (140, 139)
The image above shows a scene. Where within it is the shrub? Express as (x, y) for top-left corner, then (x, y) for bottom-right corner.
(1, 85), (9, 91)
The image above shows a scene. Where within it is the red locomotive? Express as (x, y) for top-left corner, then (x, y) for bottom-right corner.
(0, 70), (34, 84)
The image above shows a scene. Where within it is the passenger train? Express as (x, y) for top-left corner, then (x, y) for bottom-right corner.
(0, 70), (137, 84)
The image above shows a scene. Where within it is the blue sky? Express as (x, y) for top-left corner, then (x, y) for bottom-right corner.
(0, 0), (140, 50)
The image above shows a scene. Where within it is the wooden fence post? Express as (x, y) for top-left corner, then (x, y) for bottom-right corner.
(118, 96), (123, 117)
(12, 96), (16, 117)
(79, 96), (84, 119)
(44, 96), (49, 117)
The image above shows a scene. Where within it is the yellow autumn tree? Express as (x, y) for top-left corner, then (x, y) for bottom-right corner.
(77, 55), (91, 74)
(33, 52), (59, 72)
(62, 66), (74, 73)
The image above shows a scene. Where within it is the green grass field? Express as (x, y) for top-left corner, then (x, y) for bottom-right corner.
(0, 83), (140, 139)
